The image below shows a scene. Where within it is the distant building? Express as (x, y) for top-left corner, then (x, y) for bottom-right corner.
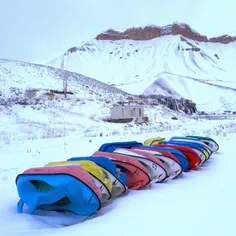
(109, 105), (148, 123)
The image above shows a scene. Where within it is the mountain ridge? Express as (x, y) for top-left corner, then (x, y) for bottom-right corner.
(94, 22), (236, 44)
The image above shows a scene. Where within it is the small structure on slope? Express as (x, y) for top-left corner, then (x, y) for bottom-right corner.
(107, 105), (148, 123)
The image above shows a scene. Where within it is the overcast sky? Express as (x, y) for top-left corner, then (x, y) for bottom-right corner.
(0, 0), (235, 63)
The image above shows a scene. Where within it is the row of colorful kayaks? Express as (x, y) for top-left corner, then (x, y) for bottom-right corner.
(16, 135), (219, 216)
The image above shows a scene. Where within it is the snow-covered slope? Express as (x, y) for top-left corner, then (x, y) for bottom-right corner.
(0, 59), (188, 143)
(0, 59), (129, 102)
(47, 35), (236, 111)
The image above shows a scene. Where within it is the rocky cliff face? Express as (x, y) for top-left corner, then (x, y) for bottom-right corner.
(144, 94), (198, 114)
(95, 22), (236, 44)
(116, 95), (197, 114)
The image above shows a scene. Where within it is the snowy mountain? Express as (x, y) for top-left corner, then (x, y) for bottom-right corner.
(47, 23), (236, 112)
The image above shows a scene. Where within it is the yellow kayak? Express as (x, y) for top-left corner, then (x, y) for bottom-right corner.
(143, 137), (166, 146)
(45, 160), (112, 202)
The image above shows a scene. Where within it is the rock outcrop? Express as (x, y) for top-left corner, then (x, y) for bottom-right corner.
(95, 22), (236, 44)
(147, 95), (197, 114)
(141, 94), (197, 114)
(116, 94), (198, 114)
(209, 35), (236, 44)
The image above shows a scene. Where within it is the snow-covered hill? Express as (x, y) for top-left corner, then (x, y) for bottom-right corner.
(0, 59), (130, 102)
(47, 31), (236, 112)
(0, 59), (191, 143)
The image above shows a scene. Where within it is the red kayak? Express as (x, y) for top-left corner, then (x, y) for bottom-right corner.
(153, 144), (201, 170)
(130, 147), (182, 180)
(92, 151), (151, 190)
(113, 148), (168, 183)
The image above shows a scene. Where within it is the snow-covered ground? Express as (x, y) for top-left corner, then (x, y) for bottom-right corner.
(1, 119), (236, 236)
(47, 35), (236, 111)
